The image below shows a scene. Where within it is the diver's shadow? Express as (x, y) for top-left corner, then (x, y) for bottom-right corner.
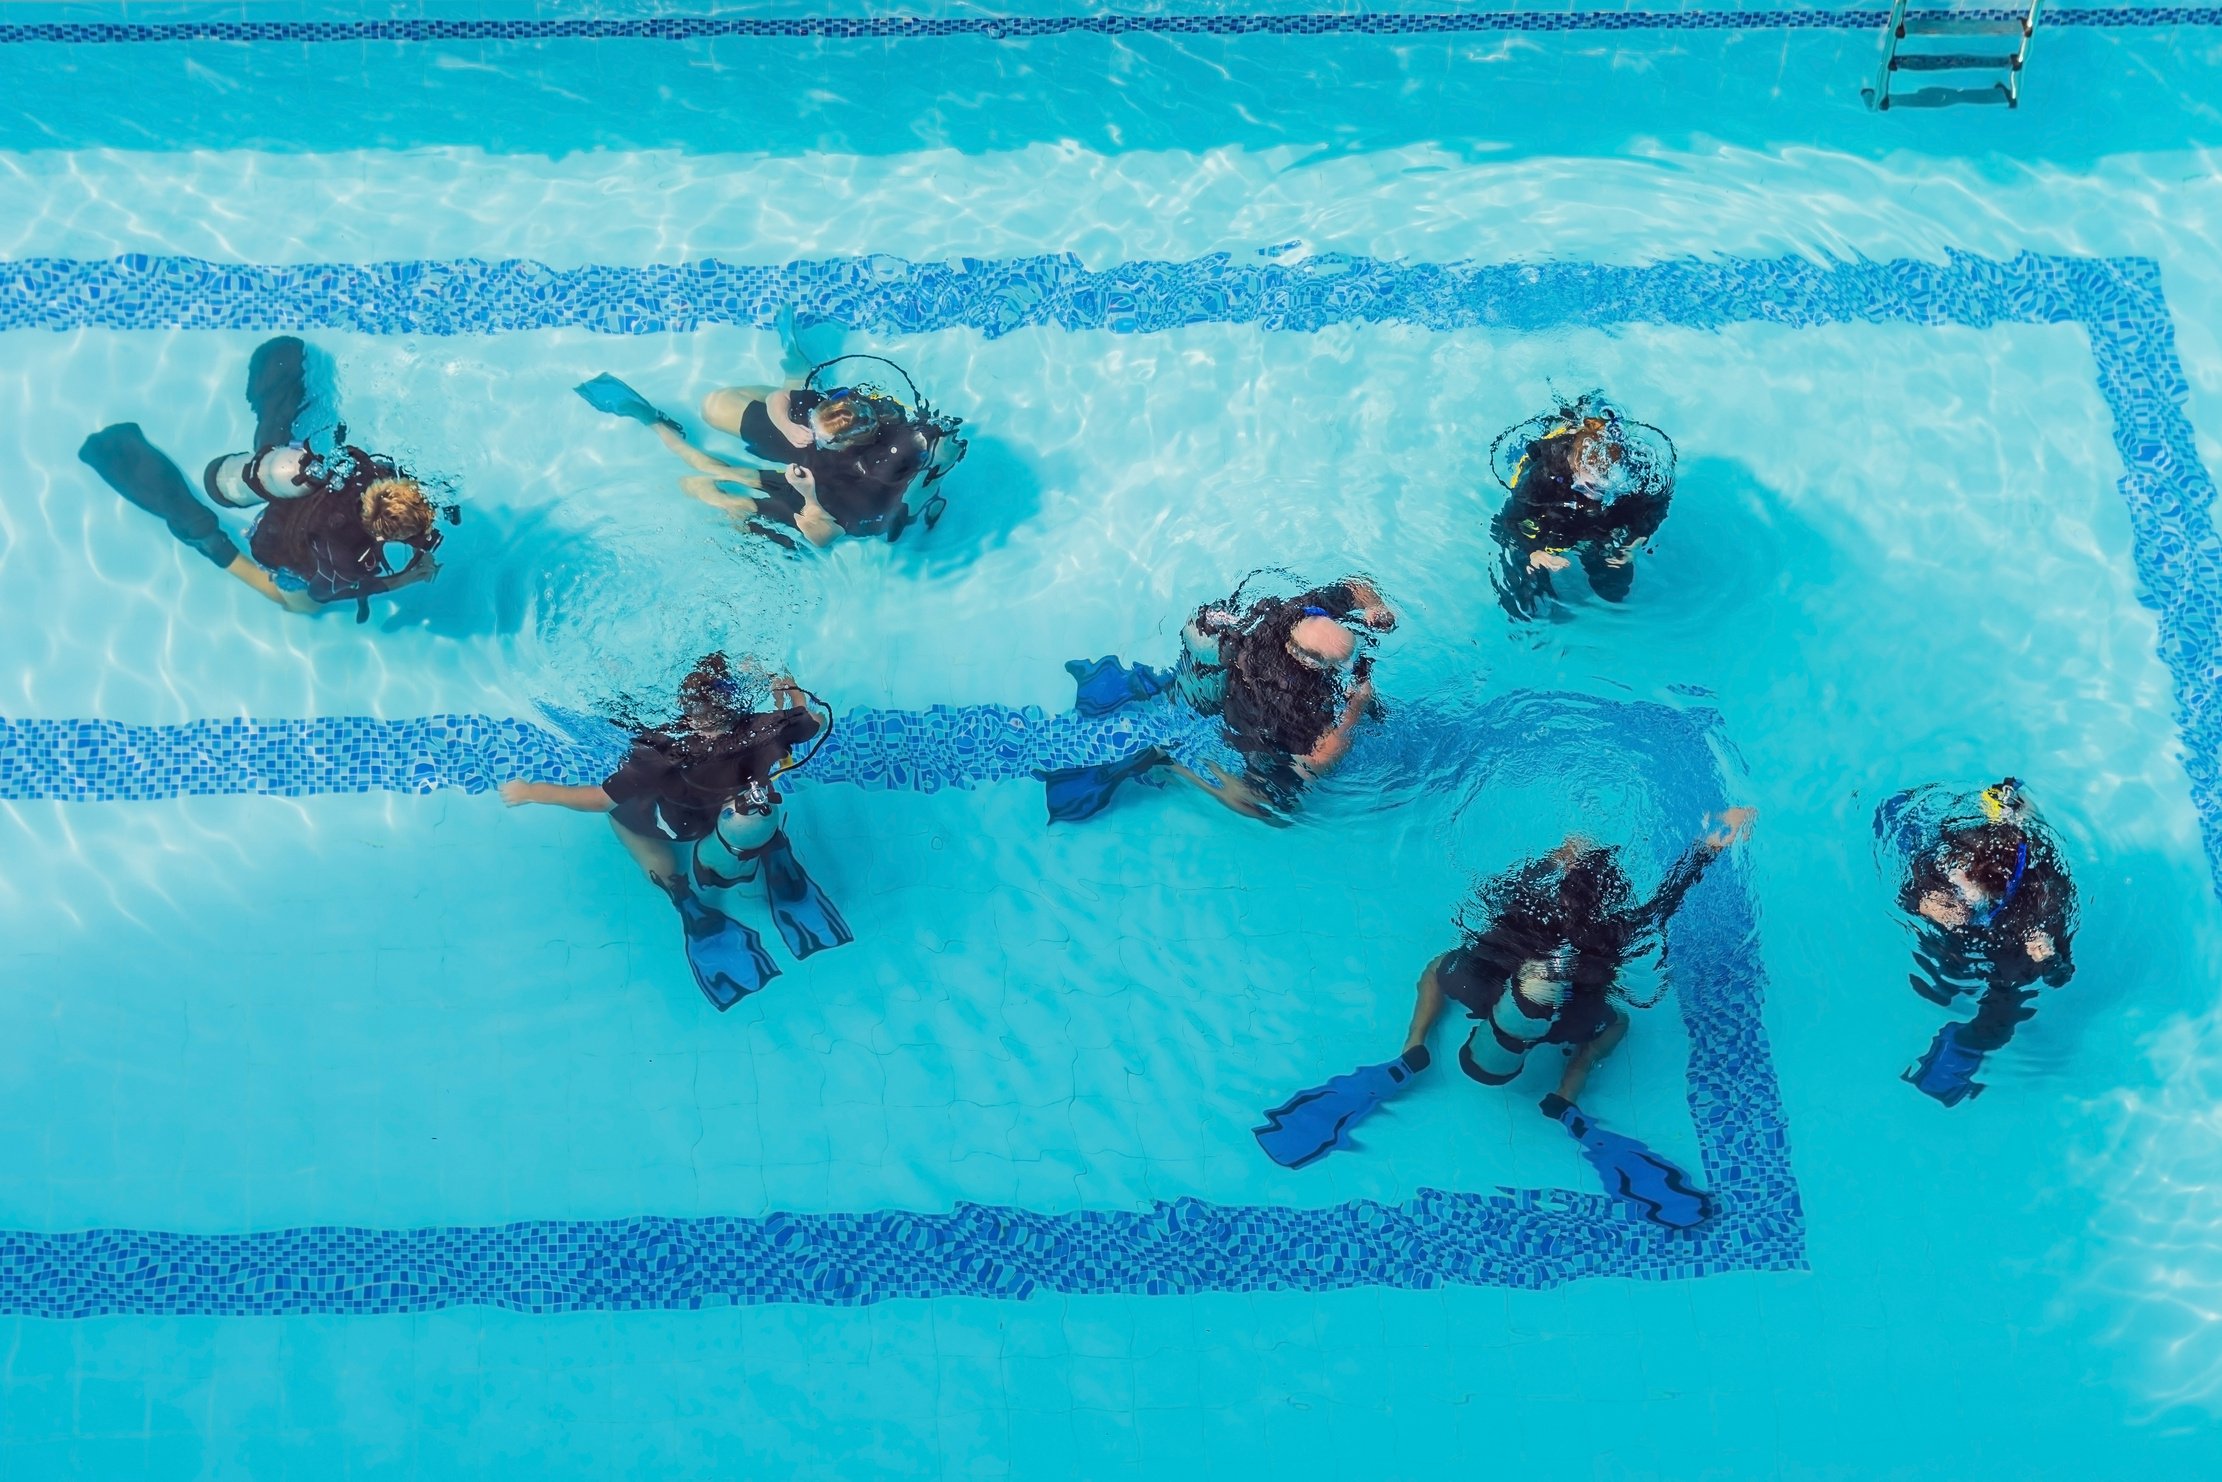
(363, 499), (571, 639)
(885, 433), (1048, 574)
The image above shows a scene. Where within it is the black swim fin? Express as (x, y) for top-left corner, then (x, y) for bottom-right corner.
(79, 423), (242, 570)
(245, 336), (308, 450)
(760, 830), (852, 960)
(1041, 746), (1169, 824)
(1065, 655), (1175, 717)
(665, 879), (779, 1009)
(575, 373), (678, 429)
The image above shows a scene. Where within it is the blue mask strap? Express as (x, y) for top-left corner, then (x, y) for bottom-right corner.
(1978, 840), (2029, 928)
(1301, 605), (1331, 618)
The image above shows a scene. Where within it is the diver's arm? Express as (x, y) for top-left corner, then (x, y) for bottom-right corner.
(1298, 670), (1375, 774)
(1629, 808), (1756, 931)
(786, 465), (843, 547)
(1402, 953), (1452, 1057)
(1336, 577), (1399, 631)
(498, 781), (615, 811)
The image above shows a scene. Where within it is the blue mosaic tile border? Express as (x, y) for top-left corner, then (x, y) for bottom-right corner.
(0, 692), (1801, 1313)
(0, 8), (2213, 48)
(12, 247), (2219, 894)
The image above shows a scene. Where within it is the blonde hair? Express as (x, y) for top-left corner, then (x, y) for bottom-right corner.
(361, 477), (434, 541)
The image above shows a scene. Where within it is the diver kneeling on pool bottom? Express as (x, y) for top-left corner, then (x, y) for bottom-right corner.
(1400, 808), (1757, 1108)
(499, 653), (851, 1009)
(1488, 393), (1675, 620)
(1882, 778), (2077, 1107)
(1044, 573), (1398, 824)
(78, 335), (452, 621)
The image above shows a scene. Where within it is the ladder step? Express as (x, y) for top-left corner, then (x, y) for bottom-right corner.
(1899, 16), (2029, 37)
(1884, 83), (2014, 109)
(1891, 50), (2020, 72)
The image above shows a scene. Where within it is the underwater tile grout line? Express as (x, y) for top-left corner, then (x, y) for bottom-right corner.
(5, 247), (2220, 892)
(0, 7), (2219, 46)
(0, 694), (1804, 1314)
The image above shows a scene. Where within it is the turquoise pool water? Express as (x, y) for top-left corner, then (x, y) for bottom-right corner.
(4, 5), (2222, 1477)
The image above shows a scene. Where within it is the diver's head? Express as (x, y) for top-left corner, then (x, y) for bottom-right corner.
(808, 389), (883, 451)
(360, 477), (435, 544)
(1980, 777), (2027, 823)
(1285, 612), (1357, 672)
(678, 653), (748, 734)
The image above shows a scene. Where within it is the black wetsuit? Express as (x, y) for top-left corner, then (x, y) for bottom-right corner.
(1216, 582), (1372, 807)
(243, 450), (424, 606)
(602, 709), (823, 843)
(1492, 431), (1670, 613)
(738, 391), (928, 537)
(1901, 824), (2076, 1052)
(1440, 842), (1722, 1078)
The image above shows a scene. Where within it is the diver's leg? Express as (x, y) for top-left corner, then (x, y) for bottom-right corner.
(654, 421), (758, 479)
(1579, 544), (1637, 603)
(699, 386), (781, 437)
(608, 816), (681, 887)
(1957, 978), (2038, 1053)
(678, 474), (765, 518)
(1553, 1008), (1629, 1103)
(1160, 759), (1286, 824)
(1402, 954), (1451, 1058)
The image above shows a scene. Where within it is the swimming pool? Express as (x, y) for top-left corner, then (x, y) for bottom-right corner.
(4, 2), (2222, 1476)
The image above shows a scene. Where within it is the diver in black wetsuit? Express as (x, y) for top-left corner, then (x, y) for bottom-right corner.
(1488, 395), (1676, 618)
(1163, 574), (1399, 819)
(1884, 779), (2077, 1106)
(78, 336), (451, 619)
(590, 339), (967, 549)
(1400, 809), (1756, 1103)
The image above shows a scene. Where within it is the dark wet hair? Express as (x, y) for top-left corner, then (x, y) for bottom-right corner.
(1210, 592), (1351, 759)
(1460, 847), (1634, 952)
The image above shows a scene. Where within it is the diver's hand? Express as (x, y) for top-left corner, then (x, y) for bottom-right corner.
(1703, 806), (1757, 851)
(498, 781), (537, 807)
(1918, 889), (1970, 929)
(1529, 549), (1571, 572)
(2025, 931), (2056, 964)
(787, 463), (816, 498)
(1363, 605), (1398, 633)
(280, 587), (321, 615)
(1601, 547), (1634, 568)
(399, 555), (440, 587)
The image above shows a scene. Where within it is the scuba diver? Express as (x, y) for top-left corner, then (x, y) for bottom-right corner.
(77, 336), (453, 621)
(1488, 393), (1676, 618)
(1400, 809), (1756, 1104)
(1877, 778), (2077, 1107)
(1251, 809), (1754, 1227)
(498, 653), (851, 1009)
(1043, 574), (1398, 823)
(575, 319), (966, 549)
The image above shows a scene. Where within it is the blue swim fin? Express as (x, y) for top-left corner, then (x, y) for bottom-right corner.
(1255, 1047), (1430, 1169)
(1904, 1023), (1987, 1106)
(760, 830), (852, 960)
(575, 373), (678, 429)
(1065, 655), (1176, 717)
(1540, 1094), (1712, 1229)
(1041, 746), (1169, 824)
(666, 879), (779, 1009)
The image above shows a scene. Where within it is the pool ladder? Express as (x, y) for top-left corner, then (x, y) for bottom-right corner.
(1863, 0), (2042, 110)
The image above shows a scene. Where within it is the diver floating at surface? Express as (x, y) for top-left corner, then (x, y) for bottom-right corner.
(78, 336), (454, 621)
(1877, 778), (2077, 1107)
(576, 311), (967, 548)
(1043, 572), (1399, 823)
(499, 653), (851, 1010)
(1488, 393), (1676, 619)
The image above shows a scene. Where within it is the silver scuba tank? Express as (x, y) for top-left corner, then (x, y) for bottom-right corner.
(202, 445), (318, 508)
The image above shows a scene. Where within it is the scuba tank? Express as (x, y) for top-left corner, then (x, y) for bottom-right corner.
(202, 445), (320, 508)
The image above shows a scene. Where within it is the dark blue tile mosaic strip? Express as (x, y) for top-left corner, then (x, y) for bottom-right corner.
(9, 247), (2218, 898)
(0, 8), (2212, 48)
(0, 691), (1802, 1313)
